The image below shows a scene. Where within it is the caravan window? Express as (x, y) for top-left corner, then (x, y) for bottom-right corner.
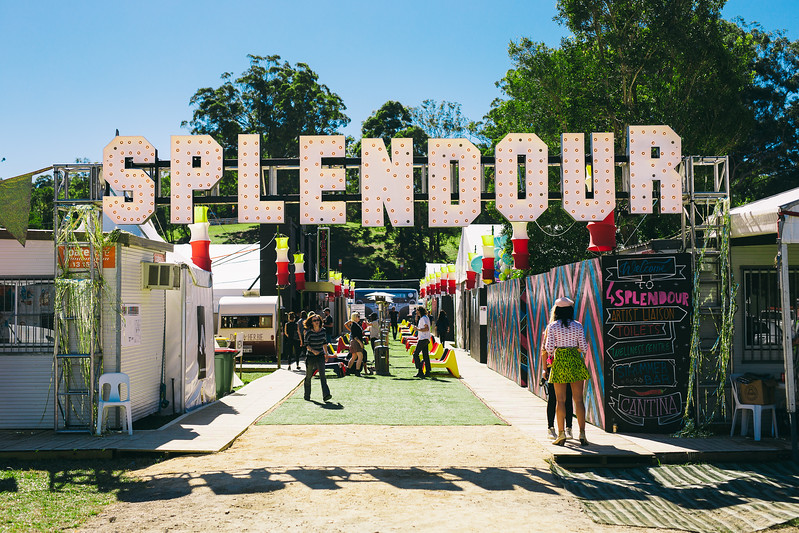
(220, 314), (273, 329)
(0, 277), (55, 354)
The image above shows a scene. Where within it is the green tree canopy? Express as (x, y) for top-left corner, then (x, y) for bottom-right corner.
(183, 54), (350, 157)
(350, 100), (427, 157)
(483, 0), (799, 271)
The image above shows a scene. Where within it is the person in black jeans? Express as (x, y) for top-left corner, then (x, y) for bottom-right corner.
(284, 311), (300, 371)
(389, 306), (399, 340)
(436, 310), (449, 349)
(323, 308), (333, 343)
(540, 314), (573, 440)
(296, 311), (308, 367)
(303, 315), (332, 402)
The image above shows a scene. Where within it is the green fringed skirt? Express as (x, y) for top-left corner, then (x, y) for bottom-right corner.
(549, 347), (589, 383)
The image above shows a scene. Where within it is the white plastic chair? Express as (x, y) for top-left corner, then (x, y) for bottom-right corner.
(729, 374), (778, 441)
(96, 372), (133, 435)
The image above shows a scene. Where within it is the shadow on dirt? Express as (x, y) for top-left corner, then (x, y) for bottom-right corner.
(115, 465), (561, 502)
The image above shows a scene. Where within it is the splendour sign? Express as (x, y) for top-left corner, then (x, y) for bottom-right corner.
(103, 126), (681, 227)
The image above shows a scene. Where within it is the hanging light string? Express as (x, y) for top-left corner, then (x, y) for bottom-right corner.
(622, 214), (649, 247)
(211, 233), (277, 268)
(533, 218), (577, 238)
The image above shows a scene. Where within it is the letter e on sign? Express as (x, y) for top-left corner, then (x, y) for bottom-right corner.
(300, 135), (346, 224)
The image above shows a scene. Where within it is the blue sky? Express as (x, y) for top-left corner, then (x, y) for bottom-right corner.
(0, 0), (796, 180)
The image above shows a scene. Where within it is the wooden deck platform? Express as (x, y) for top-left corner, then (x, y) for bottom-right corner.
(0, 369), (304, 458)
(453, 349), (792, 466)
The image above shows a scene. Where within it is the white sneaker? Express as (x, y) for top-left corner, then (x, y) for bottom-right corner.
(566, 427), (573, 439)
(547, 427), (557, 439)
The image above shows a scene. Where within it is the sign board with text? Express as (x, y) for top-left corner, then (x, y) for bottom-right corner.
(57, 245), (116, 270)
(601, 254), (691, 433)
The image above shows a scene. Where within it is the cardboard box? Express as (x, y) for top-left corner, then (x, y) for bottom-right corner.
(738, 379), (776, 405)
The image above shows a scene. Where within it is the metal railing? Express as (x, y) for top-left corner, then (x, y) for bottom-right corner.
(0, 277), (55, 353)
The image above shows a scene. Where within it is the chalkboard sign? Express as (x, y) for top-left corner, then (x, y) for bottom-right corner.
(601, 254), (691, 433)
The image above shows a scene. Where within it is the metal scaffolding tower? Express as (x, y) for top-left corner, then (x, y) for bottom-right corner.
(52, 164), (105, 432)
(680, 156), (732, 425)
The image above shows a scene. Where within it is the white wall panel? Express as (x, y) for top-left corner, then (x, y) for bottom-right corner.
(0, 239), (54, 276)
(0, 355), (54, 429)
(118, 245), (168, 421)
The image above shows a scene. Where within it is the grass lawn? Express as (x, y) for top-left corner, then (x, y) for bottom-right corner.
(207, 223), (258, 243)
(234, 370), (275, 390)
(257, 338), (505, 426)
(0, 458), (154, 532)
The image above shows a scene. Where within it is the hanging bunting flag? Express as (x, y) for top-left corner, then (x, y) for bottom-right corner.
(0, 171), (37, 246)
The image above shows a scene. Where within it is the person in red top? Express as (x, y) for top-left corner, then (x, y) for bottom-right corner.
(543, 297), (590, 446)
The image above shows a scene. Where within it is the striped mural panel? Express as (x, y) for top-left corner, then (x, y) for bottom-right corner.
(486, 278), (521, 385)
(524, 258), (605, 428)
(519, 282), (530, 387)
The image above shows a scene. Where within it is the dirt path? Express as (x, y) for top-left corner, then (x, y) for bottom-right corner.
(79, 424), (678, 532)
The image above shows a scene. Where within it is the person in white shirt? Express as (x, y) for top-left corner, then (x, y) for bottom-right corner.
(412, 307), (432, 378)
(368, 312), (380, 352)
(543, 297), (590, 446)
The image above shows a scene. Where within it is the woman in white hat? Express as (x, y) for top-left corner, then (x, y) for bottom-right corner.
(543, 296), (590, 446)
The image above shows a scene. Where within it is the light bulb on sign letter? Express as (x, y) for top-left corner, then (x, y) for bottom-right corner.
(170, 135), (224, 223)
(238, 134), (284, 223)
(428, 139), (481, 227)
(495, 133), (548, 222)
(627, 126), (682, 214)
(102, 136), (156, 225)
(300, 135), (346, 224)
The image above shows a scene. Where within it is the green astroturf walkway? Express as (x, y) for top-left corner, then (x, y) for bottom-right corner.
(257, 337), (505, 426)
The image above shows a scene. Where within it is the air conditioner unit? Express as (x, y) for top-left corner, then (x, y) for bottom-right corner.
(142, 262), (181, 290)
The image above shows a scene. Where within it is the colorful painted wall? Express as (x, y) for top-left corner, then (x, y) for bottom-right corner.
(484, 254), (691, 433)
(486, 278), (521, 385)
(523, 259), (606, 428)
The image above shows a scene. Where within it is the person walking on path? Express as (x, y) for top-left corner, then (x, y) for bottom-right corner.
(539, 315), (573, 439)
(284, 311), (300, 371)
(413, 307), (432, 378)
(436, 310), (450, 349)
(303, 314), (332, 402)
(297, 310), (308, 366)
(323, 308), (333, 343)
(389, 306), (399, 340)
(544, 297), (590, 446)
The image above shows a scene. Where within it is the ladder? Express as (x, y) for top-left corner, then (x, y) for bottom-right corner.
(53, 164), (105, 432)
